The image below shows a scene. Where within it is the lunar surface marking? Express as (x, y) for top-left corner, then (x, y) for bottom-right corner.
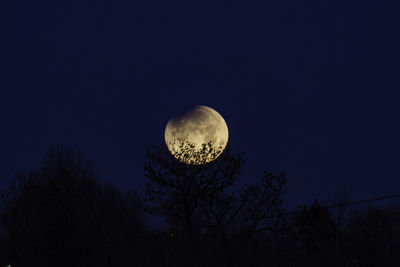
(164, 105), (229, 164)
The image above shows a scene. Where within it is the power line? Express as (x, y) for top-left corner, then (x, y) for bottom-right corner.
(237, 193), (400, 222)
(195, 193), (400, 230)
(327, 193), (400, 209)
(277, 193), (400, 218)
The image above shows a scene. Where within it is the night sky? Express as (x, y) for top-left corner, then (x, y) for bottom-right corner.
(1, 0), (399, 210)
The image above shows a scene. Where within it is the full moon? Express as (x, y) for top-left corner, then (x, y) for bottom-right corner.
(164, 105), (229, 164)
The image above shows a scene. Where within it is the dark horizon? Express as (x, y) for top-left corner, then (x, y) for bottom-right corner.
(1, 143), (399, 267)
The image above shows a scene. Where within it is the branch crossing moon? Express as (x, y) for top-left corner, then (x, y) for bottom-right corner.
(164, 105), (229, 164)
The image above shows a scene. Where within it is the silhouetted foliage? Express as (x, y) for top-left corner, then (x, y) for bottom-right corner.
(0, 145), (144, 267)
(295, 200), (337, 254)
(344, 205), (400, 267)
(144, 142), (286, 266)
(145, 142), (243, 237)
(166, 140), (225, 165)
(1, 144), (400, 267)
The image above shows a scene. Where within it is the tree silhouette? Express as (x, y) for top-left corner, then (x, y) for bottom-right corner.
(166, 140), (225, 165)
(0, 145), (144, 267)
(144, 141), (286, 266)
(145, 142), (243, 240)
(344, 206), (400, 267)
(208, 171), (286, 266)
(295, 200), (337, 254)
(3, 143), (399, 266)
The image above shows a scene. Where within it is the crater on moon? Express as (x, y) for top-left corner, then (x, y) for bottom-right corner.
(164, 105), (229, 164)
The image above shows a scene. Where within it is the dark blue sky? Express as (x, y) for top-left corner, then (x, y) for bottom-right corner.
(1, 0), (399, 209)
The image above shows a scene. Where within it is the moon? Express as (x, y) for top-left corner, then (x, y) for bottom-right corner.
(164, 105), (229, 164)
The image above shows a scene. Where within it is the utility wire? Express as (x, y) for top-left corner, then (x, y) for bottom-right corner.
(222, 193), (400, 225)
(272, 193), (400, 218)
(326, 193), (400, 209)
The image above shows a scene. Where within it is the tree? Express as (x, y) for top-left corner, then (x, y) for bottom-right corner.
(344, 205), (400, 267)
(145, 142), (243, 238)
(144, 141), (286, 266)
(293, 200), (338, 266)
(0, 145), (145, 267)
(295, 200), (337, 253)
(206, 171), (286, 266)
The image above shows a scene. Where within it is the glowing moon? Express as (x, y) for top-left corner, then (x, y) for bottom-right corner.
(164, 105), (229, 164)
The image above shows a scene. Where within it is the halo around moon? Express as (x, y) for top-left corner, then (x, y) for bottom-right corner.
(164, 105), (229, 164)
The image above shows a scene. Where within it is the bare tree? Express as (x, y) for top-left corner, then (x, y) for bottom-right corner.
(144, 141), (286, 267)
(144, 142), (243, 238)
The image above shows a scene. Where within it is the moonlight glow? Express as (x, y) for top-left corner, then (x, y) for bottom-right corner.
(164, 105), (229, 164)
